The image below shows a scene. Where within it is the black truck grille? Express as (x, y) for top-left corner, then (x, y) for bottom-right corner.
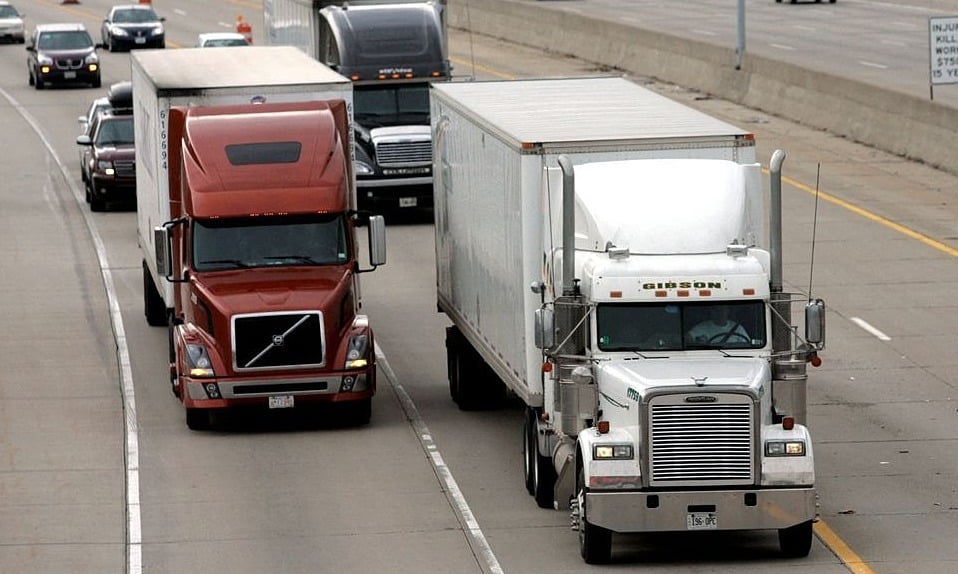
(232, 311), (325, 371)
(375, 140), (431, 166)
(649, 396), (753, 485)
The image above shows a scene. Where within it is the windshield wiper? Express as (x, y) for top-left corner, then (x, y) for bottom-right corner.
(264, 255), (325, 265)
(199, 258), (251, 269)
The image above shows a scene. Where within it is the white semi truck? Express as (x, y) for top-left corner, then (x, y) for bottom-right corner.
(431, 77), (826, 563)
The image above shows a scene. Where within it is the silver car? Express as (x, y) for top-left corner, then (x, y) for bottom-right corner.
(0, 1), (25, 44)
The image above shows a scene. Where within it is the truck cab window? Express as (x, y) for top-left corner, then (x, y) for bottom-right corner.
(597, 301), (766, 352)
(192, 214), (347, 271)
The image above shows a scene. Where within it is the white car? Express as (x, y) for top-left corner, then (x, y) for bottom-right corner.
(0, 1), (25, 44)
(196, 32), (249, 48)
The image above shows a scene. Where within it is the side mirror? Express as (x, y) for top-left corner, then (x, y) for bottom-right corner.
(367, 214), (386, 267)
(534, 307), (555, 350)
(76, 135), (92, 146)
(154, 225), (172, 279)
(805, 299), (826, 348)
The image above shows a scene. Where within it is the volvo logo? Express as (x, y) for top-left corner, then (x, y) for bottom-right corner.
(685, 395), (717, 403)
(272, 334), (285, 347)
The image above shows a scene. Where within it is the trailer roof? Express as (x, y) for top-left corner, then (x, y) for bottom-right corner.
(432, 77), (751, 145)
(132, 46), (350, 91)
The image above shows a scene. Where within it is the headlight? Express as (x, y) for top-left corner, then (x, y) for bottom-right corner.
(151, 25), (164, 36)
(593, 444), (634, 460)
(354, 160), (374, 176)
(345, 333), (370, 369)
(186, 343), (216, 378)
(38, 55), (53, 65)
(85, 53), (99, 64)
(97, 160), (115, 175)
(765, 440), (806, 457)
(111, 27), (129, 37)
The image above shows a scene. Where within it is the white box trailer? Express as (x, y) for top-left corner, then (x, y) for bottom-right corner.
(132, 46), (354, 311)
(431, 76), (757, 407)
(431, 76), (824, 563)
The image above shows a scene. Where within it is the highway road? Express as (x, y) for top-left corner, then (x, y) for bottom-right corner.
(0, 1), (956, 573)
(519, 0), (958, 108)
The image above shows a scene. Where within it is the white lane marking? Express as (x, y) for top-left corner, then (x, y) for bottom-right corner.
(0, 89), (142, 573)
(692, 29), (717, 37)
(860, 60), (889, 69)
(375, 344), (504, 574)
(851, 317), (891, 341)
(770, 43), (795, 51)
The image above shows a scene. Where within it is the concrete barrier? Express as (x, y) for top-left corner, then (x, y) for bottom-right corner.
(449, 0), (958, 175)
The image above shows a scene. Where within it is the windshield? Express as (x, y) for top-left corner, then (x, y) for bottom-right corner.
(0, 6), (19, 18)
(113, 9), (159, 24)
(192, 214), (349, 272)
(94, 117), (134, 146)
(38, 30), (93, 50)
(354, 85), (429, 127)
(596, 301), (766, 352)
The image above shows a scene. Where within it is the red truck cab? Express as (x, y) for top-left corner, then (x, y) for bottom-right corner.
(151, 100), (386, 429)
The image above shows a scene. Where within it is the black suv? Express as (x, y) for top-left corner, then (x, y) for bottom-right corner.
(26, 23), (102, 89)
(76, 105), (135, 212)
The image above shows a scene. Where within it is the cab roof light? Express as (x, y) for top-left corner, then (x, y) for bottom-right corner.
(700, 289), (712, 296)
(609, 290), (622, 298)
(743, 288), (755, 295)
(677, 290), (689, 297)
(654, 290), (667, 297)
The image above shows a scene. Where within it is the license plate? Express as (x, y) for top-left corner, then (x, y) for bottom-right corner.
(268, 395), (294, 409)
(135, 37), (146, 44)
(398, 197), (417, 208)
(64, 71), (76, 79)
(687, 512), (718, 530)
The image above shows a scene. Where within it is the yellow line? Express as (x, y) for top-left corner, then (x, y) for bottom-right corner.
(814, 520), (878, 574)
(450, 55), (516, 80)
(780, 172), (958, 258)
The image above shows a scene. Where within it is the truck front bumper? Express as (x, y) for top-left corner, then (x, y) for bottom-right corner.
(586, 487), (816, 533)
(182, 370), (375, 407)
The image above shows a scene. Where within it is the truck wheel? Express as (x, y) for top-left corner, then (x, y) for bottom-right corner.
(186, 408), (214, 431)
(533, 423), (557, 509)
(143, 260), (167, 326)
(577, 463), (612, 563)
(778, 520), (813, 557)
(445, 327), (460, 402)
(349, 398), (372, 425)
(522, 408), (537, 495)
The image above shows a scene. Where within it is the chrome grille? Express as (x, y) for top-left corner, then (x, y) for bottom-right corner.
(232, 311), (325, 371)
(114, 159), (135, 178)
(375, 140), (432, 167)
(649, 395), (753, 485)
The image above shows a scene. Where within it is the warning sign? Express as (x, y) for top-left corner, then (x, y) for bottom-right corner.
(930, 16), (958, 85)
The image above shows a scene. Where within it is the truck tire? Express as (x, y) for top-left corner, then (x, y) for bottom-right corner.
(446, 326), (506, 410)
(143, 260), (167, 326)
(186, 408), (214, 431)
(522, 407), (537, 495)
(349, 398), (372, 425)
(577, 462), (612, 563)
(778, 520), (813, 557)
(532, 411), (557, 508)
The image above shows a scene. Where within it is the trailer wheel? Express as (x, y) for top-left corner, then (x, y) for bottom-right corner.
(778, 519), (813, 557)
(445, 327), (461, 403)
(577, 463), (612, 563)
(143, 260), (167, 326)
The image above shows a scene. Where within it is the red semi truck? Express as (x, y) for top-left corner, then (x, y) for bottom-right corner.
(132, 47), (386, 429)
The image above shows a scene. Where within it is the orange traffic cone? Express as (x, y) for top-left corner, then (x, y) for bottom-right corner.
(236, 15), (253, 45)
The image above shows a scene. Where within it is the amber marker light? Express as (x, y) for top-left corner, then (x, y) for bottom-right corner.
(655, 290), (667, 297)
(597, 420), (610, 434)
(610, 290), (622, 298)
(743, 288), (755, 295)
(782, 416), (795, 430)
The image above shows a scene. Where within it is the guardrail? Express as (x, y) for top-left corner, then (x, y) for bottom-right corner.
(450, 0), (958, 175)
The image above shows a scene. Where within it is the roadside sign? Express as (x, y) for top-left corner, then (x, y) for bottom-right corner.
(929, 16), (958, 86)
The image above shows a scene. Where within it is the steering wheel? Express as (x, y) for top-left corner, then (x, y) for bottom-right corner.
(707, 326), (749, 345)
